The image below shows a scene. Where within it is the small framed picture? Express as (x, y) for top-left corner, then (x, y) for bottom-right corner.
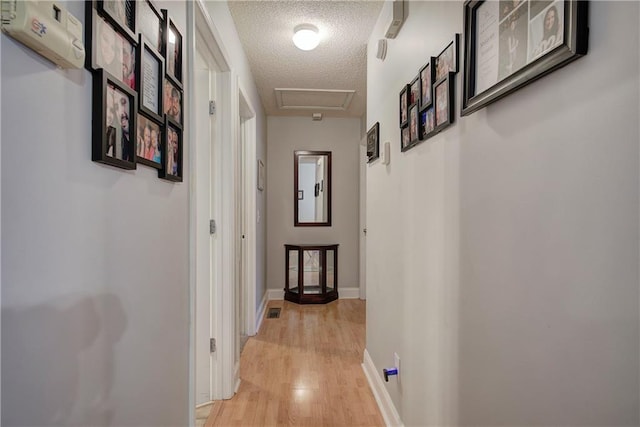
(436, 34), (460, 81)
(92, 69), (137, 170)
(89, 10), (136, 90)
(137, 34), (164, 122)
(420, 107), (436, 140)
(136, 112), (163, 169)
(98, 0), (136, 42)
(164, 79), (182, 124)
(399, 84), (409, 128)
(409, 104), (419, 144)
(401, 127), (411, 152)
(160, 118), (183, 182)
(162, 10), (183, 87)
(434, 72), (455, 133)
(257, 159), (265, 191)
(137, 0), (163, 54)
(409, 76), (420, 106)
(366, 122), (379, 163)
(419, 58), (435, 111)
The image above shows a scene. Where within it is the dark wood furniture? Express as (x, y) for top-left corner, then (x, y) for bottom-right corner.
(285, 244), (338, 304)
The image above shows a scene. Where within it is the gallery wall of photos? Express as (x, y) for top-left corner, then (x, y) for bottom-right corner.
(398, 34), (460, 153)
(86, 0), (184, 182)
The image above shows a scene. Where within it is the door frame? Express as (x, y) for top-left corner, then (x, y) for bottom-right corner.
(187, 1), (238, 422)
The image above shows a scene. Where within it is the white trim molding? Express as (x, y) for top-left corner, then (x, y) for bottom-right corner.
(255, 293), (268, 333)
(362, 349), (404, 427)
(339, 287), (361, 299)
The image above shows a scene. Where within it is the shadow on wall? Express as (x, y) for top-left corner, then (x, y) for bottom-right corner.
(2, 293), (127, 426)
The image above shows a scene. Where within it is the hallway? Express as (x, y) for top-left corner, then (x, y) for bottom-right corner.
(204, 300), (384, 426)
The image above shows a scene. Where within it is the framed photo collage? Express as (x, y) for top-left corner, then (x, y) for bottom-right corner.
(399, 34), (459, 153)
(86, 0), (184, 182)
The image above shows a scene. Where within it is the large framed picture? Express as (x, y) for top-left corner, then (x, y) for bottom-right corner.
(399, 84), (409, 128)
(434, 72), (455, 133)
(97, 0), (136, 42)
(87, 9), (136, 90)
(366, 122), (380, 163)
(164, 79), (183, 124)
(137, 0), (163, 54)
(162, 10), (183, 88)
(160, 118), (183, 182)
(436, 34), (460, 81)
(419, 57), (435, 111)
(137, 34), (164, 122)
(461, 0), (588, 116)
(136, 112), (163, 169)
(92, 69), (137, 170)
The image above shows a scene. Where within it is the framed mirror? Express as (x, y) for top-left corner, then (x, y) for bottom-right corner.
(294, 150), (331, 227)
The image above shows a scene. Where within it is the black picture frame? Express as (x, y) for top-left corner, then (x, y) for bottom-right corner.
(92, 69), (137, 170)
(97, 0), (136, 43)
(366, 122), (380, 163)
(420, 107), (437, 141)
(409, 76), (420, 106)
(164, 78), (183, 125)
(136, 112), (163, 169)
(434, 72), (455, 133)
(435, 34), (460, 81)
(86, 7), (137, 90)
(419, 57), (436, 111)
(462, 0), (588, 116)
(137, 0), (163, 54)
(137, 34), (164, 122)
(399, 84), (410, 128)
(409, 104), (419, 144)
(160, 117), (183, 182)
(401, 127), (411, 152)
(162, 10), (183, 88)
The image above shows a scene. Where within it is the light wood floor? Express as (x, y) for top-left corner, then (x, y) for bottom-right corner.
(204, 299), (385, 426)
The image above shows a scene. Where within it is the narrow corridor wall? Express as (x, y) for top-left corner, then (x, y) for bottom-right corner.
(366, 1), (639, 425)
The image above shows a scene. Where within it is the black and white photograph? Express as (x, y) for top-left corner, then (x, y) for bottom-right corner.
(528, 0), (564, 61)
(498, 0), (528, 81)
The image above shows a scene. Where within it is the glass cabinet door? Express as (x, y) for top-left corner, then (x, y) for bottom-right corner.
(303, 250), (321, 294)
(326, 249), (335, 293)
(288, 249), (299, 294)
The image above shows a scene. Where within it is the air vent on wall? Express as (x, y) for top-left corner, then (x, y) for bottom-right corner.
(385, 0), (405, 39)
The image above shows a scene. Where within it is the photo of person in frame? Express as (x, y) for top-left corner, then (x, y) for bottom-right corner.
(96, 18), (122, 80)
(435, 82), (448, 127)
(105, 86), (118, 157)
(117, 95), (132, 162)
(409, 106), (418, 142)
(400, 90), (408, 124)
(529, 1), (564, 61)
(426, 108), (435, 133)
(410, 80), (419, 105)
(122, 41), (135, 89)
(164, 80), (181, 123)
(498, 1), (528, 81)
(401, 127), (410, 149)
(167, 127), (179, 175)
(420, 65), (432, 107)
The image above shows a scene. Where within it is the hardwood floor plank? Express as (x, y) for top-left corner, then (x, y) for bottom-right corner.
(206, 300), (384, 426)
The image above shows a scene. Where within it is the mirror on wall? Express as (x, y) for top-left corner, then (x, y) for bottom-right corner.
(294, 150), (331, 227)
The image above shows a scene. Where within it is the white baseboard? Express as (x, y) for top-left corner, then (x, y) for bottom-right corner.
(255, 293), (268, 333)
(234, 362), (241, 393)
(267, 289), (284, 300)
(340, 287), (360, 299)
(362, 349), (404, 427)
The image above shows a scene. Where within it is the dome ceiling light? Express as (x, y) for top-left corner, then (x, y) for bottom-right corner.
(293, 24), (320, 51)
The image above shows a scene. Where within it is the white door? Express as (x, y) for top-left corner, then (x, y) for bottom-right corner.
(194, 44), (217, 406)
(359, 143), (367, 300)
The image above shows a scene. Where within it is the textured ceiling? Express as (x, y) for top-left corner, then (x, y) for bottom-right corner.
(228, 0), (383, 118)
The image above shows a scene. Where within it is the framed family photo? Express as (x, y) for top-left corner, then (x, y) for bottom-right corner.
(164, 79), (183, 125)
(434, 72), (455, 132)
(409, 76), (420, 106)
(98, 0), (136, 42)
(137, 0), (163, 54)
(436, 34), (460, 81)
(399, 84), (409, 128)
(136, 112), (163, 169)
(160, 118), (183, 182)
(401, 127), (410, 152)
(137, 34), (164, 123)
(366, 122), (380, 163)
(419, 57), (435, 111)
(409, 105), (419, 145)
(461, 0), (588, 116)
(92, 69), (137, 170)
(420, 107), (436, 140)
(87, 9), (136, 90)
(163, 11), (183, 88)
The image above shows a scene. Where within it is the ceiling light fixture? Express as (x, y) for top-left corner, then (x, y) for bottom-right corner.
(293, 24), (320, 51)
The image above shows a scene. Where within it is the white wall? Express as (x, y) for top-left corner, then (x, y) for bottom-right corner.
(267, 116), (361, 293)
(203, 1), (267, 310)
(366, 1), (639, 425)
(1, 1), (189, 425)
